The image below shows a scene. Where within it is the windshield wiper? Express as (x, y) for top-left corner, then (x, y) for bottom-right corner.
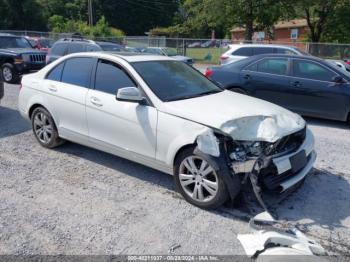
(164, 89), (222, 102)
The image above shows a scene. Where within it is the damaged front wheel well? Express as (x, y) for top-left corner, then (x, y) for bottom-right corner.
(173, 144), (196, 172)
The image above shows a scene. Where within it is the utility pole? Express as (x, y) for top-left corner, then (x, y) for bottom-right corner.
(88, 0), (93, 26)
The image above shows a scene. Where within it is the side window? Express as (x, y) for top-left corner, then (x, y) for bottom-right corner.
(253, 47), (274, 55)
(46, 62), (65, 81)
(95, 60), (136, 95)
(67, 43), (85, 54)
(275, 48), (297, 55)
(61, 57), (94, 88)
(232, 47), (253, 56)
(293, 60), (336, 81)
(257, 58), (288, 75)
(51, 43), (67, 56)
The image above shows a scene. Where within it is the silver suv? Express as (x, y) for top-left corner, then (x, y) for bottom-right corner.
(220, 44), (308, 65)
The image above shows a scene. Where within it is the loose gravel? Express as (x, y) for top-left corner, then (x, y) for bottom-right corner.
(0, 82), (349, 256)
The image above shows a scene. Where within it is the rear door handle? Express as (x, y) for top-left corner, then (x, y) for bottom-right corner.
(90, 97), (103, 107)
(292, 81), (302, 88)
(48, 85), (57, 92)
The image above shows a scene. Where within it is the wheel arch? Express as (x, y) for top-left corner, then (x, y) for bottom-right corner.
(172, 143), (196, 172)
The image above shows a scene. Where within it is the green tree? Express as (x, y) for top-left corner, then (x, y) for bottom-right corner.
(0, 0), (46, 30)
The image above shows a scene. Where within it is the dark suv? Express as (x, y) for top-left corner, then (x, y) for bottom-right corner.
(46, 38), (126, 64)
(0, 34), (46, 83)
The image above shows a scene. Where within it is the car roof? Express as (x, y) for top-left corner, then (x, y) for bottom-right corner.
(228, 44), (297, 50)
(64, 51), (175, 62)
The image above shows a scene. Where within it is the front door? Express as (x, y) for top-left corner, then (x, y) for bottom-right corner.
(86, 59), (157, 159)
(289, 58), (350, 120)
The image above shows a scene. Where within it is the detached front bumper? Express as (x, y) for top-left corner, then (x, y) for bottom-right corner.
(231, 128), (316, 193)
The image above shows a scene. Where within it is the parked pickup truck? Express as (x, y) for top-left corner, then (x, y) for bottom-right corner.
(0, 34), (46, 84)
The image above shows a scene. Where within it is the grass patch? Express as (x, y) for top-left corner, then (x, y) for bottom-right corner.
(185, 48), (224, 64)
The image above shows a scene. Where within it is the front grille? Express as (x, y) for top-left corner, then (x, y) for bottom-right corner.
(260, 153), (312, 191)
(267, 127), (306, 156)
(29, 54), (46, 63)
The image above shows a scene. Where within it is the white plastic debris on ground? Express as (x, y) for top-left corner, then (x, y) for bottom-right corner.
(237, 212), (329, 261)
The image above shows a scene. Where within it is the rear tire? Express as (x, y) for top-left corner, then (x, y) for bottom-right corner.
(1, 63), (19, 84)
(31, 107), (64, 148)
(174, 147), (229, 209)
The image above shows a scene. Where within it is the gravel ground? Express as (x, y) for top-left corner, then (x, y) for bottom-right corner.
(0, 82), (350, 256)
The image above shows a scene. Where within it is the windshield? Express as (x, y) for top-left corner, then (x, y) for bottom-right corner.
(132, 60), (223, 102)
(0, 37), (32, 49)
(100, 44), (125, 52)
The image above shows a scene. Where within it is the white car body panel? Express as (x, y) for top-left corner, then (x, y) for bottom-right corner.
(19, 52), (315, 190)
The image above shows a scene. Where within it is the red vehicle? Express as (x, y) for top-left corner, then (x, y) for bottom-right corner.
(25, 37), (54, 52)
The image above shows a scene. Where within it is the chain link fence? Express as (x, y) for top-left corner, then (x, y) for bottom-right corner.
(1, 30), (350, 64)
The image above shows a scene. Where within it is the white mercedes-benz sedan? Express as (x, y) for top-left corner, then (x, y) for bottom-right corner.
(19, 52), (316, 209)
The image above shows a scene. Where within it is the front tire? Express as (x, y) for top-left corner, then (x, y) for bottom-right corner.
(1, 63), (19, 84)
(174, 147), (229, 209)
(31, 107), (64, 148)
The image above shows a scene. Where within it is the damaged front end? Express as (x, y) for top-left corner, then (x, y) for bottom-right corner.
(194, 115), (316, 208)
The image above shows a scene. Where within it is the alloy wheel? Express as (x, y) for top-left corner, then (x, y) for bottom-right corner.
(179, 156), (219, 203)
(2, 67), (12, 82)
(33, 112), (53, 144)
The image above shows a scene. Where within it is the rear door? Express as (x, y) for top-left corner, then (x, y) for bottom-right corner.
(289, 58), (350, 120)
(240, 57), (293, 107)
(44, 57), (94, 139)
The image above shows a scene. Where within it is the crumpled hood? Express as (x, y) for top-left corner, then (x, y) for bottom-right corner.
(161, 90), (306, 142)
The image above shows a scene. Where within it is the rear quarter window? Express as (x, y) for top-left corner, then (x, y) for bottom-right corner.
(61, 57), (94, 88)
(46, 62), (65, 81)
(232, 47), (253, 56)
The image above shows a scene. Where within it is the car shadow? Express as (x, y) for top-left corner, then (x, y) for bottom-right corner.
(0, 106), (30, 139)
(54, 142), (175, 191)
(272, 168), (350, 227)
(305, 116), (349, 130)
(54, 141), (350, 253)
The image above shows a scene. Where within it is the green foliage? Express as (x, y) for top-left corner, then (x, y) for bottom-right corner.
(48, 15), (124, 38)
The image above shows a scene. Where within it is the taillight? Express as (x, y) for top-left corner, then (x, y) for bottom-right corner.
(220, 55), (228, 60)
(204, 68), (213, 78)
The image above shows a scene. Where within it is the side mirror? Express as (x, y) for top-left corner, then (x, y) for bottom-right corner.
(116, 87), (146, 104)
(332, 75), (345, 84)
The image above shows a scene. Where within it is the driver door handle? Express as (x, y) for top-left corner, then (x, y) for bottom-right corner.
(90, 97), (103, 107)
